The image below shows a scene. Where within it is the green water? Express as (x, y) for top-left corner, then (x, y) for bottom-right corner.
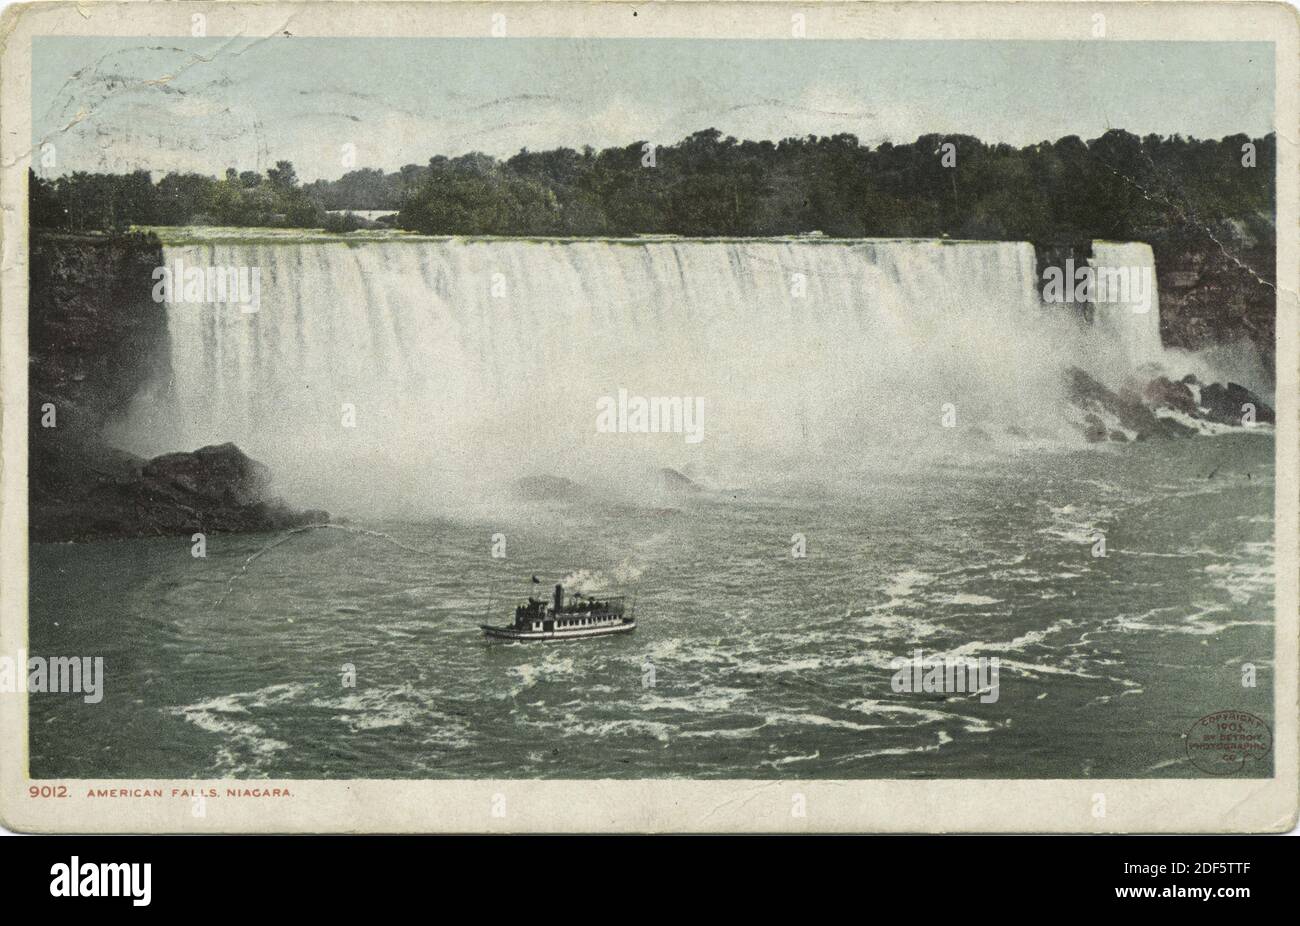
(29, 435), (1274, 779)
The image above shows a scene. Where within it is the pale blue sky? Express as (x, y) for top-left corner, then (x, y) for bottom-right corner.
(32, 36), (1275, 181)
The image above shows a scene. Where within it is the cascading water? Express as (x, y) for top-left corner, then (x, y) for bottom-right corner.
(1088, 241), (1164, 370)
(120, 233), (1158, 512)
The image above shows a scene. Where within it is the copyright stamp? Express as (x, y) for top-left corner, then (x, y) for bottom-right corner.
(1184, 710), (1273, 776)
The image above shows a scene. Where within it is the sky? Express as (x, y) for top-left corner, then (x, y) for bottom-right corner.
(31, 36), (1275, 182)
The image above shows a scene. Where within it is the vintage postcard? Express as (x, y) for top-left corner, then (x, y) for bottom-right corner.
(0, 0), (1295, 833)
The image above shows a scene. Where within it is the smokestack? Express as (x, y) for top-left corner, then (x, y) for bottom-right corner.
(554, 584), (564, 612)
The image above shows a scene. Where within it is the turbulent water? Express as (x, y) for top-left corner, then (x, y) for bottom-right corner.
(33, 231), (1276, 779)
(29, 434), (1273, 779)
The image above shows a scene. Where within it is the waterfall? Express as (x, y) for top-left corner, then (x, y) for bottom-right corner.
(120, 234), (1161, 510)
(1088, 240), (1164, 370)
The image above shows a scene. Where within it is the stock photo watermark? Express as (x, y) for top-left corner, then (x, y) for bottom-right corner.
(890, 650), (1001, 704)
(0, 651), (104, 703)
(1042, 260), (1154, 314)
(49, 857), (151, 906)
(152, 258), (262, 313)
(596, 388), (705, 444)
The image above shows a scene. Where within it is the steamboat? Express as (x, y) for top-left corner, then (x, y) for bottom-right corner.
(481, 583), (635, 641)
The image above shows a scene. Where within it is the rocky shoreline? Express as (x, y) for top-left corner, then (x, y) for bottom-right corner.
(31, 441), (329, 544)
(1065, 366), (1275, 443)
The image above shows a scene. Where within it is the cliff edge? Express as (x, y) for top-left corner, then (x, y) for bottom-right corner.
(28, 232), (326, 541)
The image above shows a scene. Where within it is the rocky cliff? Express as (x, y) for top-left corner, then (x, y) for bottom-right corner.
(29, 232), (168, 438)
(1154, 227), (1276, 369)
(1065, 366), (1275, 443)
(28, 233), (326, 541)
(1037, 219), (1276, 371)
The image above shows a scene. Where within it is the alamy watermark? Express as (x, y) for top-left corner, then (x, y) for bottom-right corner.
(0, 650), (104, 703)
(1041, 260), (1153, 314)
(50, 857), (151, 906)
(890, 649), (1000, 703)
(152, 258), (262, 313)
(596, 388), (705, 444)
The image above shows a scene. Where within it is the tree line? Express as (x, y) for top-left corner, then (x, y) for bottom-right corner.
(30, 160), (320, 232)
(29, 128), (1275, 251)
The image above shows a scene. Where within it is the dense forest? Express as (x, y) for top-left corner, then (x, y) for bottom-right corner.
(29, 128), (1274, 251)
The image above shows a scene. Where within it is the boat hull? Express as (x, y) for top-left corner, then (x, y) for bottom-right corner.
(480, 619), (636, 642)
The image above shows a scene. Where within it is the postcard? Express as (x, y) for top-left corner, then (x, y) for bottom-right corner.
(0, 0), (1295, 832)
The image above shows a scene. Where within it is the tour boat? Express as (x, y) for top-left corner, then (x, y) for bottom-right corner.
(481, 583), (635, 641)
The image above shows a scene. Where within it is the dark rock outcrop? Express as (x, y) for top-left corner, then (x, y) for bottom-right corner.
(1142, 376), (1199, 416)
(1080, 413), (1108, 443)
(655, 467), (701, 496)
(1067, 365), (1276, 442)
(509, 473), (587, 502)
(1196, 380), (1276, 427)
(1152, 219), (1276, 371)
(29, 232), (169, 439)
(1065, 367), (1195, 440)
(142, 442), (271, 507)
(31, 442), (327, 543)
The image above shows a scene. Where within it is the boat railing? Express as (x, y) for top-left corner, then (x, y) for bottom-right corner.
(554, 596), (626, 613)
(513, 594), (627, 619)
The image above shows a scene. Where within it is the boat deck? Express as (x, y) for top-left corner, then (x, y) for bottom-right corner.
(481, 618), (636, 641)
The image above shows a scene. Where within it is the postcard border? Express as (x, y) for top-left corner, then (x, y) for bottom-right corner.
(1, 0), (1296, 833)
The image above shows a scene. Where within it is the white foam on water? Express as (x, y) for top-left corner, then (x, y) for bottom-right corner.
(932, 593), (1002, 606)
(760, 750), (822, 769)
(169, 684), (309, 774)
